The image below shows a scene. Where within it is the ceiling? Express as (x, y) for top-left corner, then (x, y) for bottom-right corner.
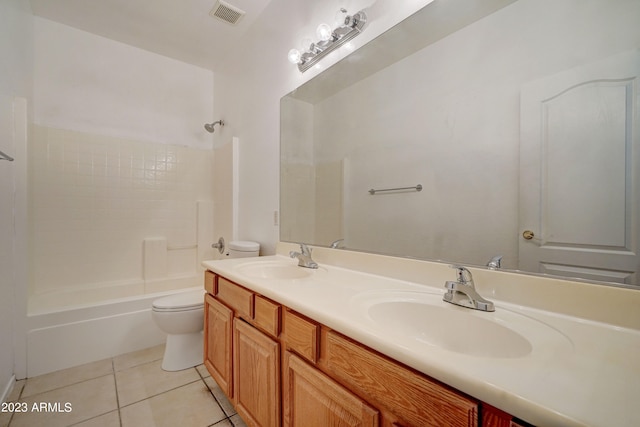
(29, 0), (274, 71)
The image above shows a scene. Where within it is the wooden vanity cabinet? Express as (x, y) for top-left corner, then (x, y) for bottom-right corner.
(204, 274), (281, 427)
(234, 318), (280, 427)
(204, 293), (233, 396)
(482, 404), (532, 427)
(318, 328), (478, 427)
(205, 271), (529, 427)
(283, 351), (379, 427)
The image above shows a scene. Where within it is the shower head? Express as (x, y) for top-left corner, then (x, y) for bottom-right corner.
(204, 120), (224, 133)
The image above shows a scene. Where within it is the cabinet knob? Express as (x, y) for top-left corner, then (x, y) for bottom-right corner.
(522, 230), (535, 240)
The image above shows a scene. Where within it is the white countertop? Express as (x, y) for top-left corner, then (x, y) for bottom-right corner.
(202, 248), (640, 427)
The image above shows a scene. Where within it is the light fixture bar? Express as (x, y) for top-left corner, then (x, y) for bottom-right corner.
(296, 10), (367, 73)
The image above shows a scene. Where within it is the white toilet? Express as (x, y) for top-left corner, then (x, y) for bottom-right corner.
(227, 240), (260, 258)
(152, 289), (205, 371)
(152, 240), (260, 371)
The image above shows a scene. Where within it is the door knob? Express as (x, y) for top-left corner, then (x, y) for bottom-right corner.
(522, 230), (535, 240)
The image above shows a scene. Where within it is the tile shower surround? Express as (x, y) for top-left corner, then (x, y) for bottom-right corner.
(29, 126), (214, 298)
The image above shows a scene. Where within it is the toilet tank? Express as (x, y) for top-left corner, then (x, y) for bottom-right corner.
(228, 240), (260, 258)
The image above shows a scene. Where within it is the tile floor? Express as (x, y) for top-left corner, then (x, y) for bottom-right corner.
(0, 345), (247, 427)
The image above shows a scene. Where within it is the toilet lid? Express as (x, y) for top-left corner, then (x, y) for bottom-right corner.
(228, 240), (260, 252)
(152, 290), (204, 311)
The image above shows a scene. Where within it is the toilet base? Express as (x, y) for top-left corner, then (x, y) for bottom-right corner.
(161, 331), (204, 371)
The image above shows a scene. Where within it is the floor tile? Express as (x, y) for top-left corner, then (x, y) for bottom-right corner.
(22, 359), (113, 398)
(0, 411), (13, 427)
(211, 419), (233, 427)
(203, 376), (236, 417)
(115, 360), (200, 407)
(71, 410), (120, 427)
(10, 375), (118, 427)
(6, 380), (25, 402)
(120, 381), (226, 427)
(195, 364), (210, 379)
(113, 344), (165, 372)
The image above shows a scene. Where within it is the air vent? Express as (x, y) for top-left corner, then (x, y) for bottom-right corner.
(209, 0), (245, 25)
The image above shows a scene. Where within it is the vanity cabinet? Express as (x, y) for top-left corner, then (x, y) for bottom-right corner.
(482, 405), (532, 427)
(319, 329), (478, 427)
(234, 318), (280, 427)
(283, 351), (379, 426)
(204, 293), (233, 396)
(204, 273), (281, 427)
(204, 271), (528, 427)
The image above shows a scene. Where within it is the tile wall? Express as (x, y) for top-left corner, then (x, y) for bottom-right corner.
(28, 126), (214, 310)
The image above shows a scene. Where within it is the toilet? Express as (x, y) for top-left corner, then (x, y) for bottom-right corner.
(227, 240), (260, 258)
(152, 289), (206, 371)
(152, 240), (260, 371)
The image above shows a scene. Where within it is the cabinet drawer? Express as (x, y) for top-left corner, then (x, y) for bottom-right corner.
(254, 295), (280, 338)
(217, 277), (254, 320)
(282, 309), (319, 363)
(204, 270), (216, 295)
(323, 330), (478, 427)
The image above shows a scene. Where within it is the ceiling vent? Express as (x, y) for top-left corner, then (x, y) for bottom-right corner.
(209, 1), (245, 25)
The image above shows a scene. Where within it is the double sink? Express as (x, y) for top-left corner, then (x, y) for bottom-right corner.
(232, 259), (573, 360)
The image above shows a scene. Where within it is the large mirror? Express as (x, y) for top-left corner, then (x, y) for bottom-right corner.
(280, 0), (640, 288)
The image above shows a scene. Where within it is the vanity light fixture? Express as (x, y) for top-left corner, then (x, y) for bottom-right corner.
(288, 9), (367, 73)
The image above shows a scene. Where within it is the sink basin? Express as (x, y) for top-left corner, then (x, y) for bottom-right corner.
(352, 290), (572, 359)
(235, 261), (312, 280)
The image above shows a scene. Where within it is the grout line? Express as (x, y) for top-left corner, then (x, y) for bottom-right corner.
(112, 353), (165, 374)
(66, 409), (119, 427)
(18, 373), (115, 401)
(117, 375), (202, 409)
(64, 363), (120, 427)
(111, 359), (123, 427)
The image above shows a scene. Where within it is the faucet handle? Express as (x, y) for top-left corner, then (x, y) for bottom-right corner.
(449, 265), (474, 287)
(299, 243), (312, 256)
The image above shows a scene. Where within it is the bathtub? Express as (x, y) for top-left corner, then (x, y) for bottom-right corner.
(26, 277), (202, 377)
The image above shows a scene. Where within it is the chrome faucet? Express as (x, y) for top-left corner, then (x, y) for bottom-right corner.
(329, 238), (344, 249)
(486, 255), (503, 270)
(289, 243), (319, 269)
(443, 265), (495, 312)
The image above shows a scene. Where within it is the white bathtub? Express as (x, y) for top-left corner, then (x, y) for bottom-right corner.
(26, 278), (203, 377)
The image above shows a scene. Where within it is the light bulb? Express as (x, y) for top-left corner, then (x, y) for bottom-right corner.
(287, 48), (301, 64)
(316, 23), (332, 41)
(334, 8), (348, 26)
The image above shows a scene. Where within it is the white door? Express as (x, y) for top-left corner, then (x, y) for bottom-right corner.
(519, 51), (639, 286)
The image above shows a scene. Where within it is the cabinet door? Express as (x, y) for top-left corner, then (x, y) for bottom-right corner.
(482, 404), (534, 427)
(234, 318), (280, 427)
(204, 294), (233, 396)
(283, 351), (379, 427)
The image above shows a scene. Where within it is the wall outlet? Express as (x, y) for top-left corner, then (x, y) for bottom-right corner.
(273, 210), (279, 226)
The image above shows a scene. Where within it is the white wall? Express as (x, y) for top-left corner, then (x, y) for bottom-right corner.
(33, 18), (215, 149)
(0, 0), (32, 391)
(214, 0), (436, 254)
(29, 18), (217, 310)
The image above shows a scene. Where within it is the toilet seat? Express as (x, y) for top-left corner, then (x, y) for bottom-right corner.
(152, 290), (204, 312)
